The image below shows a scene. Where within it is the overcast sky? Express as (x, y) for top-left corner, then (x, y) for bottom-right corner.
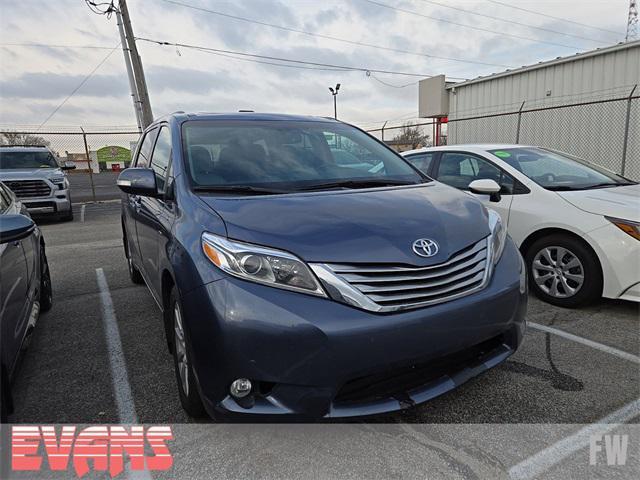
(0, 0), (630, 130)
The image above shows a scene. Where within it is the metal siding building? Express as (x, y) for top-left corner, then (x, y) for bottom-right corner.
(449, 42), (639, 117)
(444, 41), (640, 178)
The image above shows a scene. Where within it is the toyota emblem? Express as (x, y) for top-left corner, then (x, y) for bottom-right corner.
(412, 238), (439, 258)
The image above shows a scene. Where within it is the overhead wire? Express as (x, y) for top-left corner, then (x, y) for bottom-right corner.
(136, 37), (468, 79)
(158, 0), (514, 68)
(0, 43), (116, 50)
(412, 0), (617, 43)
(362, 0), (584, 49)
(35, 44), (121, 131)
(485, 0), (622, 36)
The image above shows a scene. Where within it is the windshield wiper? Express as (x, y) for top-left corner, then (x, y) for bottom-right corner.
(544, 185), (580, 191)
(192, 185), (289, 195)
(581, 182), (625, 190)
(546, 182), (625, 191)
(296, 179), (419, 192)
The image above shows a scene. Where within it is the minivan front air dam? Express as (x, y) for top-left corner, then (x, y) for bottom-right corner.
(310, 237), (491, 312)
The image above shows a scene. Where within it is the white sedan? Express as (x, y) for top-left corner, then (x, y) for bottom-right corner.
(401, 144), (639, 308)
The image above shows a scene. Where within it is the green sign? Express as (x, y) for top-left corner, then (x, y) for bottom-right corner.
(96, 146), (131, 163)
(493, 150), (512, 158)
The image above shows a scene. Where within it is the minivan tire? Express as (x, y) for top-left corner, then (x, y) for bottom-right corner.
(525, 234), (602, 308)
(169, 287), (207, 419)
(123, 227), (144, 285)
(39, 248), (53, 313)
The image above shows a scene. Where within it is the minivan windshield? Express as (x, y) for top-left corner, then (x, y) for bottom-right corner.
(488, 147), (635, 191)
(182, 120), (425, 193)
(0, 150), (59, 169)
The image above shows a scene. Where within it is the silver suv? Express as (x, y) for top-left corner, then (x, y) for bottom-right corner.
(0, 146), (75, 221)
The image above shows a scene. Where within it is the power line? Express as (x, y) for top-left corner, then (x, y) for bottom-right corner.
(369, 74), (419, 88)
(158, 0), (514, 68)
(137, 37), (466, 78)
(485, 0), (622, 36)
(36, 44), (120, 131)
(413, 0), (616, 43)
(363, 0), (584, 49)
(0, 43), (116, 50)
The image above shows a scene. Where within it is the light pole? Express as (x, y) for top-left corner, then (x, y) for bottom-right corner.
(329, 83), (340, 119)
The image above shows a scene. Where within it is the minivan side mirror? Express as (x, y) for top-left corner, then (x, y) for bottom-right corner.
(117, 168), (158, 197)
(62, 161), (76, 170)
(0, 214), (36, 243)
(469, 179), (501, 202)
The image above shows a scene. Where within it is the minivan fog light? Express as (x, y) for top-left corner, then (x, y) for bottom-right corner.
(230, 378), (252, 398)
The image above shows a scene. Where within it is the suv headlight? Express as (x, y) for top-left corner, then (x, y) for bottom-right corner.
(201, 232), (326, 297)
(51, 176), (68, 190)
(488, 209), (507, 265)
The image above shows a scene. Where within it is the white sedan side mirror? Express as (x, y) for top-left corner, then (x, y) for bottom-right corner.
(469, 179), (501, 202)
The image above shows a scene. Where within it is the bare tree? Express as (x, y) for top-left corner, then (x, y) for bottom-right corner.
(391, 122), (430, 149)
(0, 132), (51, 147)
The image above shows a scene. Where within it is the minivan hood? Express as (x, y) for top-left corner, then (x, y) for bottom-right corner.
(0, 168), (63, 180)
(198, 183), (490, 265)
(557, 184), (640, 221)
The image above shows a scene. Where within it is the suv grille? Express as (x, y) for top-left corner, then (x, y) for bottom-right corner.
(5, 180), (51, 198)
(321, 238), (490, 311)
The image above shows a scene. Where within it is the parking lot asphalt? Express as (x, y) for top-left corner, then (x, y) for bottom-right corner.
(6, 202), (639, 478)
(67, 171), (120, 203)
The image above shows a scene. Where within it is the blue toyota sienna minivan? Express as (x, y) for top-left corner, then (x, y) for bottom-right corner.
(117, 112), (527, 420)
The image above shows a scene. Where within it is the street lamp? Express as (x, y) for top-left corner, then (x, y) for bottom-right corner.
(329, 83), (341, 119)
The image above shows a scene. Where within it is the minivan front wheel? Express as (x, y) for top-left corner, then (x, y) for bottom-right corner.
(526, 234), (601, 308)
(169, 288), (206, 418)
(123, 227), (144, 285)
(39, 248), (53, 312)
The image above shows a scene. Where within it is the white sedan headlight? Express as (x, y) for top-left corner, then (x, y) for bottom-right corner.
(201, 232), (326, 297)
(488, 209), (507, 265)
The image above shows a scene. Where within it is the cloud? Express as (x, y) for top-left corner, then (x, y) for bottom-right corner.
(0, 0), (626, 128)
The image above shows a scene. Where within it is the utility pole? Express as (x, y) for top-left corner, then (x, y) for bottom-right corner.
(627, 0), (639, 41)
(119, 0), (153, 128)
(116, 9), (143, 132)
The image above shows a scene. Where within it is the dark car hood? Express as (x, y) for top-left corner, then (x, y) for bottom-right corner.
(198, 183), (490, 266)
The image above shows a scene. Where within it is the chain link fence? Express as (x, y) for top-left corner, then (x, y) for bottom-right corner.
(0, 128), (141, 173)
(366, 87), (640, 180)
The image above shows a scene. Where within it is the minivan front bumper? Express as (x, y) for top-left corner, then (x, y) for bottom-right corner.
(181, 239), (527, 419)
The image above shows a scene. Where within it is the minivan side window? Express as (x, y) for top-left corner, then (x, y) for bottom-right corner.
(437, 152), (515, 194)
(135, 128), (158, 168)
(149, 127), (172, 194)
(404, 153), (433, 174)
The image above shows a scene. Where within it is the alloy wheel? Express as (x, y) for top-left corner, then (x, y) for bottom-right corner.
(532, 246), (584, 298)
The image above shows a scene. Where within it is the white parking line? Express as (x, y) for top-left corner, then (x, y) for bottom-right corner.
(80, 204), (86, 223)
(95, 268), (138, 424)
(96, 268), (153, 480)
(529, 322), (640, 364)
(509, 398), (640, 479)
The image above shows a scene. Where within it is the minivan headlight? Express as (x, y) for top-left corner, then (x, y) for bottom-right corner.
(201, 232), (326, 296)
(488, 209), (507, 265)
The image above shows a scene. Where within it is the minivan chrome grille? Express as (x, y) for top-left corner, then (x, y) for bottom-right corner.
(5, 180), (51, 198)
(313, 238), (490, 312)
